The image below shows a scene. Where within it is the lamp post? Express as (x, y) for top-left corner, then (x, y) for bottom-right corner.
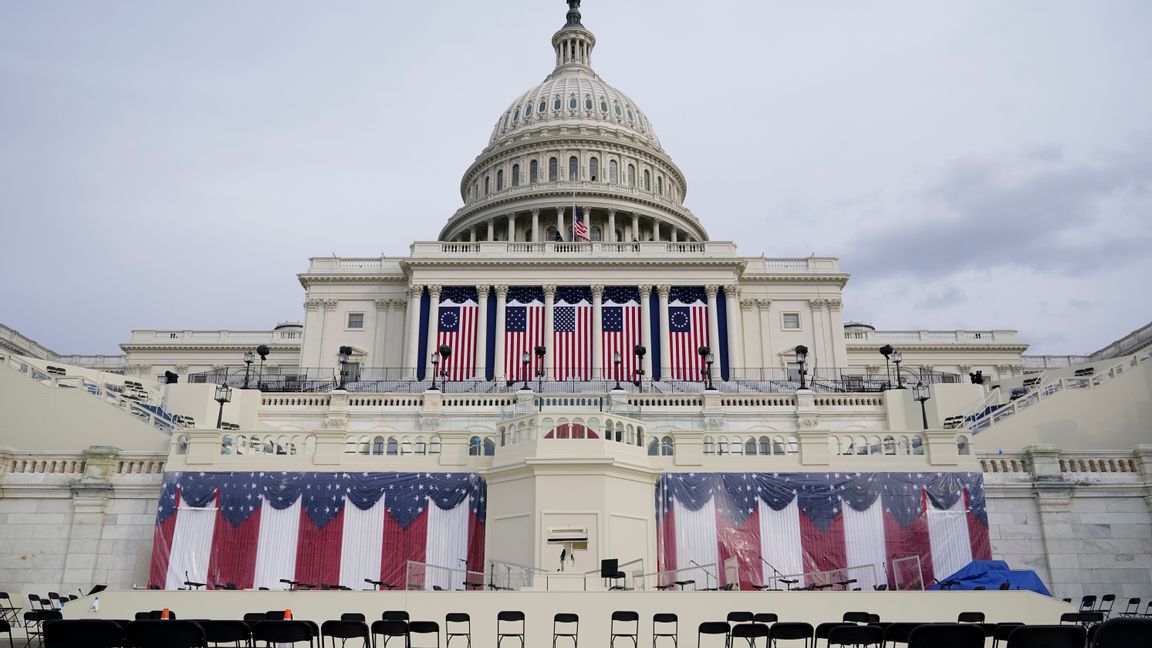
(337, 345), (352, 390)
(214, 383), (232, 429)
(242, 351), (254, 389)
(914, 381), (931, 430)
(430, 344), (451, 391)
(698, 346), (715, 390)
(429, 352), (441, 391)
(795, 345), (809, 390)
(612, 351), (623, 390)
(879, 344), (894, 389)
(633, 345), (646, 391)
(520, 351), (531, 391)
(892, 350), (905, 389)
(534, 345), (547, 392)
(255, 344), (270, 390)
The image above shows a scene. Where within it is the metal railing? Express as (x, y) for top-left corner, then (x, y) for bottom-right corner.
(404, 560), (485, 592)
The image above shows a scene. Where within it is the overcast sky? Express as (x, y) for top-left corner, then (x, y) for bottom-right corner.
(2, 1), (1149, 357)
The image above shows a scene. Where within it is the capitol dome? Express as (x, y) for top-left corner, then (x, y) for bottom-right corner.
(439, 1), (704, 244)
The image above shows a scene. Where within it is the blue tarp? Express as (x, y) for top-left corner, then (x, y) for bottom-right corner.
(927, 560), (1052, 595)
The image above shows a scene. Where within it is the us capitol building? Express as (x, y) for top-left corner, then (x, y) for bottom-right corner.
(1, 1), (1149, 608)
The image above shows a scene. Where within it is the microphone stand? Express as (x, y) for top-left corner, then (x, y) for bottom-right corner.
(760, 557), (784, 590)
(690, 560), (716, 591)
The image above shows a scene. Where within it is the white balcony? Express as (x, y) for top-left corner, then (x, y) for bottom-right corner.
(845, 329), (1021, 344)
(125, 329), (304, 345)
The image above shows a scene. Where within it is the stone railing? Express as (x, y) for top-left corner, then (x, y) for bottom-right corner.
(125, 329), (303, 345)
(1022, 355), (1091, 369)
(407, 240), (739, 259)
(1089, 320), (1152, 361)
(1, 448), (167, 482)
(845, 329), (1021, 344)
(979, 446), (1149, 482)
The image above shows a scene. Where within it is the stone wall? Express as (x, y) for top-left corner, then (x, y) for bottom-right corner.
(0, 447), (164, 603)
(982, 445), (1152, 601)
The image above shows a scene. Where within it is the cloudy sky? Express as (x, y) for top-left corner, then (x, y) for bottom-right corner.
(2, 0), (1149, 356)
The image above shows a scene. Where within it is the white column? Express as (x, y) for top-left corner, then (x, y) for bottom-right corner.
(631, 213), (640, 242)
(705, 285), (722, 371)
(639, 285), (653, 379)
(487, 219), (495, 242)
(607, 210), (616, 243)
(403, 286), (423, 376)
(475, 285), (490, 380)
(543, 284), (556, 378)
(725, 285), (744, 379)
(582, 206), (592, 242)
(469, 226), (476, 242)
(591, 285), (604, 379)
(556, 208), (564, 240)
(493, 285), (508, 382)
(658, 284), (672, 379)
(531, 209), (541, 243)
(507, 214), (516, 242)
(759, 300), (774, 369)
(425, 285), (442, 378)
(373, 299), (391, 369)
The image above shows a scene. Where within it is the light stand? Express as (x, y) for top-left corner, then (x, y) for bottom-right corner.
(435, 344), (452, 390)
(429, 353), (441, 391)
(892, 350), (905, 389)
(242, 351), (254, 389)
(535, 345), (546, 392)
(795, 345), (809, 390)
(337, 345), (352, 390)
(698, 346), (716, 390)
(520, 351), (531, 391)
(879, 344), (894, 390)
(214, 383), (232, 429)
(633, 345), (646, 391)
(256, 344), (270, 391)
(914, 381), (931, 430)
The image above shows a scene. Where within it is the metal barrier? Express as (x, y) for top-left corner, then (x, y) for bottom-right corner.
(891, 555), (925, 591)
(404, 560), (485, 591)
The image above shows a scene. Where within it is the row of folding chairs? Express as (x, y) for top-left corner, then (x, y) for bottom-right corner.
(1063, 594), (1151, 619)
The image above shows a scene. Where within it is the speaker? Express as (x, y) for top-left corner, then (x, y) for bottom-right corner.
(600, 558), (619, 578)
(164, 371), (179, 384)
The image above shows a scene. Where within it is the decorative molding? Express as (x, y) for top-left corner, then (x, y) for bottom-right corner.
(755, 299), (772, 310)
(495, 284), (510, 299)
(475, 284), (491, 298)
(322, 299), (339, 311)
(304, 299), (323, 312)
(374, 299), (391, 312)
(590, 284), (604, 299)
(426, 284), (442, 299)
(740, 300), (755, 312)
(656, 284), (671, 298)
(724, 284), (741, 298)
(542, 284), (557, 298)
(826, 299), (843, 311)
(704, 285), (719, 299)
(638, 284), (653, 299)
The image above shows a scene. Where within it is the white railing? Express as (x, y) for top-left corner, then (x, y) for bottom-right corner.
(1089, 320), (1152, 361)
(407, 240), (739, 258)
(451, 179), (699, 222)
(845, 329), (1020, 344)
(970, 348), (1152, 433)
(306, 257), (386, 272)
(126, 329), (303, 344)
(1022, 355), (1091, 369)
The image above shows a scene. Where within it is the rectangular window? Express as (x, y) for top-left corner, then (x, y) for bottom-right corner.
(347, 313), (364, 329)
(782, 312), (801, 330)
(344, 362), (361, 383)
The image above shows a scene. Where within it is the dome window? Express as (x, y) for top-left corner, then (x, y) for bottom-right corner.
(548, 157), (558, 182)
(569, 95), (578, 110)
(525, 103), (532, 117)
(568, 156), (578, 181)
(484, 175), (490, 195)
(609, 160), (618, 184)
(539, 99), (547, 114)
(584, 95), (593, 111)
(643, 170), (651, 191)
(512, 108), (519, 123)
(614, 103), (622, 117)
(600, 98), (608, 113)
(627, 108), (635, 122)
(657, 176), (663, 195)
(503, 112), (511, 129)
(589, 157), (599, 181)
(512, 164), (521, 187)
(496, 169), (504, 191)
(627, 164), (636, 187)
(530, 160), (539, 183)
(554, 96), (562, 111)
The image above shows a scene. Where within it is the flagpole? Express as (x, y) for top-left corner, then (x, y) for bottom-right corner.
(572, 171), (577, 242)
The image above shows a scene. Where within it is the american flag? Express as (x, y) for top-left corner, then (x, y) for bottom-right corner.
(437, 287), (478, 381)
(503, 287), (545, 382)
(572, 208), (589, 241)
(668, 286), (710, 381)
(553, 287), (592, 380)
(601, 286), (642, 381)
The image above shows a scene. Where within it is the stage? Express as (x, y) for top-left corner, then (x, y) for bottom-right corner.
(64, 588), (1074, 645)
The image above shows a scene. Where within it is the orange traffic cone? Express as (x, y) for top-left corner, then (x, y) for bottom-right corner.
(160, 608), (170, 620)
(284, 608), (293, 620)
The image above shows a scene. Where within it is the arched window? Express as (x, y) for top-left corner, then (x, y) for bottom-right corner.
(372, 436), (385, 455)
(511, 164), (520, 187)
(502, 111), (511, 129)
(569, 95), (578, 110)
(387, 437), (398, 455)
(657, 176), (664, 195)
(415, 437), (427, 454)
(524, 103), (532, 117)
(429, 436), (441, 454)
(759, 436), (771, 455)
(627, 108), (634, 122)
(401, 436), (412, 455)
(589, 157), (599, 181)
(554, 96), (562, 111)
(609, 160), (618, 183)
(956, 436), (971, 455)
(627, 164), (636, 187)
(584, 95), (593, 111)
(600, 98), (608, 113)
(569, 156), (578, 181)
(883, 435), (896, 455)
(590, 226), (602, 241)
(539, 99), (547, 114)
(496, 169), (504, 191)
(548, 157), (558, 181)
(703, 436), (715, 455)
(512, 107), (519, 123)
(643, 170), (651, 191)
(745, 438), (758, 455)
(614, 102), (622, 117)
(660, 436), (674, 456)
(647, 438), (659, 456)
(483, 437), (496, 456)
(468, 436), (482, 456)
(484, 175), (490, 195)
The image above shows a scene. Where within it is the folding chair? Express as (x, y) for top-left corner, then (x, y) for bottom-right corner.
(882, 622), (924, 647)
(610, 611), (639, 648)
(42, 619), (123, 648)
(908, 624), (985, 648)
(1098, 594), (1116, 618)
(371, 620), (410, 648)
(956, 612), (985, 623)
(0, 594), (21, 627)
(382, 611), (410, 622)
(696, 622), (728, 648)
(200, 619), (252, 647)
(1090, 617), (1152, 647)
(23, 609), (61, 646)
(827, 625), (881, 647)
(445, 613), (471, 648)
(753, 614), (777, 626)
(842, 612), (871, 625)
(410, 621), (440, 648)
(1002, 625), (1085, 648)
(0, 619), (12, 648)
(1079, 595), (1098, 612)
(553, 613), (579, 648)
(496, 611), (525, 648)
(990, 623), (1024, 648)
(320, 619), (370, 648)
(1117, 598), (1142, 618)
(767, 622), (813, 648)
(340, 614), (366, 622)
(730, 622), (770, 648)
(653, 613), (678, 648)
(126, 619), (208, 648)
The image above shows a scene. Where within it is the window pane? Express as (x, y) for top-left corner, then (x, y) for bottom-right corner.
(783, 313), (800, 329)
(512, 164), (520, 187)
(539, 100), (547, 114)
(585, 96), (593, 110)
(347, 313), (364, 329)
(549, 158), (558, 181)
(569, 156), (578, 181)
(496, 169), (504, 191)
(589, 158), (599, 181)
(609, 160), (618, 183)
(554, 97), (562, 111)
(530, 160), (539, 183)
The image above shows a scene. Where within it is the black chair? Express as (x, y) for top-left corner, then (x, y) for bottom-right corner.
(956, 612), (985, 623)
(244, 612), (268, 624)
(696, 622), (729, 648)
(881, 622), (923, 647)
(1060, 611), (1104, 626)
(730, 623), (770, 648)
(1004, 625), (1085, 648)
(126, 619), (208, 648)
(1117, 598), (1142, 617)
(321, 619), (370, 648)
(767, 622), (813, 647)
(827, 625), (882, 647)
(340, 613), (367, 622)
(814, 622), (849, 646)
(383, 611), (411, 622)
(1098, 594), (1116, 618)
(1080, 595), (1099, 612)
(264, 611), (286, 621)
(26, 595), (44, 611)
(445, 613), (471, 648)
(136, 610), (178, 620)
(554, 613), (579, 648)
(200, 619), (251, 647)
(753, 614), (777, 626)
(728, 613), (754, 625)
(42, 619), (123, 648)
(990, 623), (1024, 648)
(23, 609), (62, 645)
(1091, 617), (1152, 647)
(497, 611), (525, 648)
(908, 624), (985, 648)
(410, 621), (440, 648)
(842, 612), (871, 625)
(0, 593), (21, 626)
(653, 613), (678, 647)
(610, 611), (639, 648)
(0, 619), (12, 648)
(371, 620), (410, 648)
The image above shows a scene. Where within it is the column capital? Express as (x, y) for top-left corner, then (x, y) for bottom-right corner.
(724, 284), (741, 297)
(407, 285), (424, 300)
(426, 284), (442, 299)
(807, 298), (825, 311)
(705, 285), (720, 299)
(304, 299), (323, 312)
(638, 284), (653, 299)
(374, 299), (391, 312)
(590, 284), (605, 299)
(740, 299), (756, 312)
(494, 284), (510, 298)
(392, 299), (408, 311)
(656, 284), (671, 298)
(322, 299), (339, 311)
(607, 208), (616, 217)
(756, 298), (772, 309)
(542, 284), (557, 298)
(826, 298), (843, 311)
(476, 284), (491, 297)
(530, 208), (540, 217)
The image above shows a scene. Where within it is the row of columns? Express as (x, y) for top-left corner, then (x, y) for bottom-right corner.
(461, 207), (693, 244)
(404, 283), (743, 381)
